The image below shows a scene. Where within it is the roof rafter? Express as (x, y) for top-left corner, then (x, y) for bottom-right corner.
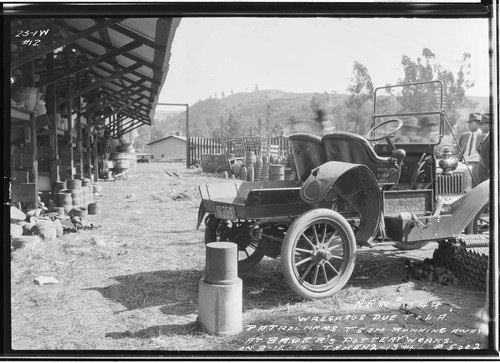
(12, 18), (125, 69)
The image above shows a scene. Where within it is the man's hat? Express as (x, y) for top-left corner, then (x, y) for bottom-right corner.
(419, 117), (439, 128)
(401, 117), (419, 129)
(480, 113), (492, 124)
(467, 113), (482, 122)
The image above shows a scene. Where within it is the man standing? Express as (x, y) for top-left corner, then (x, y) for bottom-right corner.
(394, 117), (420, 143)
(458, 113), (483, 185)
(478, 113), (492, 183)
(417, 117), (440, 143)
(312, 109), (334, 136)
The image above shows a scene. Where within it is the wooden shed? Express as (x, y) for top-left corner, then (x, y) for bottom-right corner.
(147, 135), (187, 161)
(8, 13), (180, 208)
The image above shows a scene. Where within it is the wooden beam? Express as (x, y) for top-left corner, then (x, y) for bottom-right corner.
(98, 102), (133, 121)
(56, 64), (141, 106)
(122, 122), (145, 136)
(84, 88), (140, 115)
(55, 20), (164, 73)
(115, 105), (150, 121)
(100, 92), (151, 114)
(109, 23), (163, 51)
(120, 119), (144, 135)
(12, 18), (125, 69)
(80, 84), (142, 114)
(85, 61), (158, 96)
(36, 40), (142, 88)
(78, 49), (161, 87)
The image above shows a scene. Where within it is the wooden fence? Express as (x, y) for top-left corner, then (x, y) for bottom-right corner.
(188, 136), (290, 165)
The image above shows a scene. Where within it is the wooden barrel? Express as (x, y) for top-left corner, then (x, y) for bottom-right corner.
(113, 159), (131, 169)
(269, 164), (284, 180)
(109, 152), (132, 161)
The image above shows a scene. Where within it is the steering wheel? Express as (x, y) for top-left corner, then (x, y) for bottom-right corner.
(366, 119), (403, 142)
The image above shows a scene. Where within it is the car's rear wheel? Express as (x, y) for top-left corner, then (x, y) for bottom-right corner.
(281, 209), (356, 299)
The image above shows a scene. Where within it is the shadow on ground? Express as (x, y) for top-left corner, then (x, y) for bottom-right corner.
(85, 269), (205, 314)
(105, 321), (202, 340)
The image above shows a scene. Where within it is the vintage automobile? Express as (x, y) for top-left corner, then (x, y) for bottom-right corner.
(197, 81), (490, 299)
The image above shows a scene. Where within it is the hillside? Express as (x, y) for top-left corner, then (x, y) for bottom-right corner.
(139, 89), (489, 147)
(153, 89), (349, 138)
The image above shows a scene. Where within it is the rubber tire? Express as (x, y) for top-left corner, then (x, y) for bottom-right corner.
(204, 217), (265, 273)
(281, 208), (356, 299)
(394, 241), (429, 250)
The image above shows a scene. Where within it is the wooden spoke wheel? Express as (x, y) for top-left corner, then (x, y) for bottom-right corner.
(281, 209), (356, 299)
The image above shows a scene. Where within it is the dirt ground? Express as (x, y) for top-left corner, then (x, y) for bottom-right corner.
(9, 162), (493, 357)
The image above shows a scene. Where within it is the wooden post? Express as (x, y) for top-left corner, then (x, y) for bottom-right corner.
(93, 114), (99, 182)
(46, 50), (60, 190)
(74, 69), (84, 178)
(186, 105), (190, 168)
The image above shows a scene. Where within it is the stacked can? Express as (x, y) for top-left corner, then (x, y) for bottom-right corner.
(66, 178), (84, 214)
(240, 165), (248, 181)
(81, 178), (92, 206)
(88, 202), (101, 215)
(54, 181), (66, 205)
(254, 155), (263, 181)
(246, 151), (255, 182)
(261, 154), (269, 180)
(57, 189), (73, 214)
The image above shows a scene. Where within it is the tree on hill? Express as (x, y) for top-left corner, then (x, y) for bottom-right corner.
(398, 48), (478, 129)
(343, 61), (374, 134)
(310, 91), (331, 114)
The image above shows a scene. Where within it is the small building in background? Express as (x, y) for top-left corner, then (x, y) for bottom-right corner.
(147, 132), (186, 161)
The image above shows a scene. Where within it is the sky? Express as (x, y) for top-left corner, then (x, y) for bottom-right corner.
(158, 17), (491, 110)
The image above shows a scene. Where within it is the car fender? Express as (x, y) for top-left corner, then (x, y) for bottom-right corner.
(445, 179), (489, 235)
(300, 161), (382, 246)
(196, 202), (206, 230)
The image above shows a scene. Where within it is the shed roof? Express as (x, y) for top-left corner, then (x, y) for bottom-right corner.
(10, 17), (180, 137)
(147, 134), (187, 145)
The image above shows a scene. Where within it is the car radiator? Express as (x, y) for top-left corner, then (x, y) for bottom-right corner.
(435, 172), (465, 195)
